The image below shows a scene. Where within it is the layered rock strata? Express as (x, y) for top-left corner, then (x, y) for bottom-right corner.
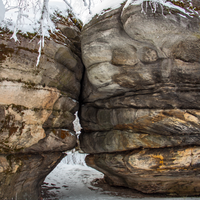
(80, 0), (200, 195)
(0, 24), (83, 153)
(0, 19), (83, 199)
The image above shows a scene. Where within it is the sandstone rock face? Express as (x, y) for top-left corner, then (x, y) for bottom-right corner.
(80, 1), (200, 195)
(0, 26), (83, 153)
(0, 20), (83, 199)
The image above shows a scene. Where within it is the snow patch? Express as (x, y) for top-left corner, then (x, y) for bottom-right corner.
(0, 0), (5, 22)
(124, 0), (199, 18)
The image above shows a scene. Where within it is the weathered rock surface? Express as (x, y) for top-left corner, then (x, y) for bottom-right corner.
(0, 18), (83, 199)
(86, 147), (200, 196)
(80, 0), (200, 195)
(0, 25), (83, 153)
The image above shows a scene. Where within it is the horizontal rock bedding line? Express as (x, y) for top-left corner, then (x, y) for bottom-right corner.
(83, 84), (200, 109)
(80, 130), (200, 154)
(81, 108), (200, 132)
(81, 107), (200, 153)
(85, 146), (200, 195)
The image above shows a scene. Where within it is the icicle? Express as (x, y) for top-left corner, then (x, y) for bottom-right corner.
(83, 0), (87, 7)
(153, 1), (158, 13)
(73, 111), (82, 137)
(146, 1), (148, 13)
(63, 0), (72, 10)
(160, 2), (165, 16)
(88, 0), (92, 14)
(149, 1), (153, 13)
(36, 39), (42, 66)
(35, 0), (49, 66)
(128, 0), (166, 17)
(10, 27), (19, 42)
(141, 1), (145, 14)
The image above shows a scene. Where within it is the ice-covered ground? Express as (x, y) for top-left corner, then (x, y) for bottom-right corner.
(43, 151), (200, 200)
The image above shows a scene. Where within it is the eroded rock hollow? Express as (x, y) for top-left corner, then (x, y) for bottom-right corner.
(80, 1), (200, 196)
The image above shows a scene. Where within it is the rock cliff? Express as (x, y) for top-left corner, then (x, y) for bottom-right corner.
(0, 26), (83, 153)
(80, 0), (200, 196)
(0, 17), (83, 199)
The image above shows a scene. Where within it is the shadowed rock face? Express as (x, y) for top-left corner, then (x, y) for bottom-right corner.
(0, 152), (64, 200)
(80, 0), (200, 195)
